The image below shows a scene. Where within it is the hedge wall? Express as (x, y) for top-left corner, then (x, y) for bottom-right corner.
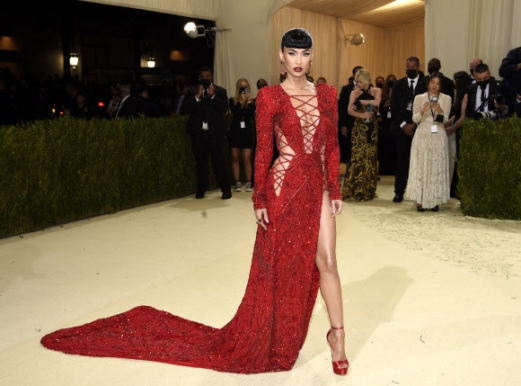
(458, 116), (521, 220)
(0, 115), (205, 238)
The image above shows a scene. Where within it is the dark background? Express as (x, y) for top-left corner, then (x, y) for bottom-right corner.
(0, 1), (214, 85)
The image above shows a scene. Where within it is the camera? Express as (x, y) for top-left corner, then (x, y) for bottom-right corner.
(239, 87), (250, 94)
(475, 110), (497, 120)
(430, 96), (438, 106)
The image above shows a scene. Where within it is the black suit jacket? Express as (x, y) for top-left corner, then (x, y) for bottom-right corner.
(116, 96), (138, 118)
(465, 79), (501, 119)
(182, 84), (228, 138)
(389, 76), (427, 136)
(338, 82), (355, 130)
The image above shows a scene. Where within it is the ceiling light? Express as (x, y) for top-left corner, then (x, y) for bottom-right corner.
(346, 33), (365, 46)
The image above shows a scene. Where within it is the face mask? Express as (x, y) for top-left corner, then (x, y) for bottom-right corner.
(387, 80), (395, 89)
(376, 83), (384, 89)
(406, 69), (417, 79)
(476, 79), (489, 89)
(427, 66), (438, 74)
(470, 69), (475, 76)
(199, 79), (212, 89)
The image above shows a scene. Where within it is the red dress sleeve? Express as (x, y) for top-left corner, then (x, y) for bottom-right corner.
(324, 85), (341, 200)
(252, 87), (274, 210)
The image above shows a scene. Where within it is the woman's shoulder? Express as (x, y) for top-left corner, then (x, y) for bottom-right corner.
(317, 83), (337, 103)
(258, 84), (282, 96)
(255, 85), (283, 109)
(317, 82), (337, 95)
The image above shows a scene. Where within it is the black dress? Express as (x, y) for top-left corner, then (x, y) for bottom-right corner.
(228, 98), (255, 149)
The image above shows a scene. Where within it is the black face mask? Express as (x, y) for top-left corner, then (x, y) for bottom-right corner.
(199, 79), (212, 89)
(470, 69), (475, 76)
(406, 69), (417, 79)
(387, 80), (395, 89)
(476, 79), (490, 89)
(376, 83), (384, 89)
(427, 66), (438, 74)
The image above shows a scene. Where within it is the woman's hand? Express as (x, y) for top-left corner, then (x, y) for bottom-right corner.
(360, 111), (373, 119)
(431, 102), (443, 115)
(254, 208), (269, 230)
(420, 101), (430, 115)
(330, 200), (343, 217)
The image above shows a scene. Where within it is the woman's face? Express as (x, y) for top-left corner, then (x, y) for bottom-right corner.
(428, 77), (441, 94)
(279, 47), (313, 79)
(239, 80), (249, 89)
(356, 79), (369, 90)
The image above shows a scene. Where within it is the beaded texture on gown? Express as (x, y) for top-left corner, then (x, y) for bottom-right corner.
(342, 91), (379, 201)
(40, 84), (341, 374)
(405, 92), (451, 208)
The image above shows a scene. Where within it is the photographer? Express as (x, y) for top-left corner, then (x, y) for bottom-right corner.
(465, 63), (501, 120)
(182, 67), (232, 200)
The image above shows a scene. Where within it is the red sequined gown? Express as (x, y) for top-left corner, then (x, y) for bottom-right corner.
(41, 84), (341, 374)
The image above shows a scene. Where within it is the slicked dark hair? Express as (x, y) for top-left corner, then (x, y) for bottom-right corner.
(475, 63), (490, 74)
(281, 28), (313, 51)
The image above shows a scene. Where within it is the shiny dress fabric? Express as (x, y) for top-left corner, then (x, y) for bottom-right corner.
(342, 93), (379, 201)
(40, 84), (341, 374)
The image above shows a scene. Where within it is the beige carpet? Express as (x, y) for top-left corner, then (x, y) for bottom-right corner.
(1, 175), (520, 386)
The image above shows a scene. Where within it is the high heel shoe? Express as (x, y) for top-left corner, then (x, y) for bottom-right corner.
(326, 326), (349, 375)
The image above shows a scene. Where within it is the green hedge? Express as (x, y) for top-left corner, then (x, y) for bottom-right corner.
(0, 115), (210, 238)
(458, 116), (521, 220)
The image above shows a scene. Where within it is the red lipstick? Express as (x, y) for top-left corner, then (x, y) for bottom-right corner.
(294, 67), (303, 72)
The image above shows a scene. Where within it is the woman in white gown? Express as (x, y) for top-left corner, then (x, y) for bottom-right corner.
(406, 73), (452, 212)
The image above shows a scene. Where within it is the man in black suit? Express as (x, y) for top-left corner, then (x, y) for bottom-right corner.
(465, 63), (501, 119)
(182, 67), (232, 200)
(338, 65), (363, 164)
(115, 82), (138, 118)
(426, 58), (454, 101)
(389, 56), (426, 203)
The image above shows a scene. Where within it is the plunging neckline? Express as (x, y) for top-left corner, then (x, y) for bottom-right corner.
(278, 84), (321, 130)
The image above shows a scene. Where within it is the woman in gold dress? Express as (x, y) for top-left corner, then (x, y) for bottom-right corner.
(342, 69), (381, 201)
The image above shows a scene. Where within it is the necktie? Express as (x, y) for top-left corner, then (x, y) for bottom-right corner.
(408, 80), (415, 103)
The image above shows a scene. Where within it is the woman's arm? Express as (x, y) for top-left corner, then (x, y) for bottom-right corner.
(325, 86), (341, 202)
(348, 91), (372, 120)
(371, 87), (382, 107)
(412, 94), (431, 124)
(252, 88), (274, 211)
(445, 94), (468, 134)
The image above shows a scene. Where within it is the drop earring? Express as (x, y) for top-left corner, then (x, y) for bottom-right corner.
(280, 60), (287, 75)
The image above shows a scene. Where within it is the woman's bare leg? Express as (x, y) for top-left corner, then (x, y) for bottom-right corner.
(241, 148), (253, 181)
(315, 191), (347, 362)
(230, 147), (241, 182)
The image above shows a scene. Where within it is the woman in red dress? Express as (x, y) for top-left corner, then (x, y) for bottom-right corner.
(41, 28), (348, 376)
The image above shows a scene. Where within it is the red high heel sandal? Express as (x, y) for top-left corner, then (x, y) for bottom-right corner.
(326, 326), (349, 375)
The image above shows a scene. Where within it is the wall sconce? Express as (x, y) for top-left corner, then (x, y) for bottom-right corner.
(345, 33), (366, 46)
(147, 56), (156, 68)
(69, 52), (79, 69)
(183, 22), (230, 39)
